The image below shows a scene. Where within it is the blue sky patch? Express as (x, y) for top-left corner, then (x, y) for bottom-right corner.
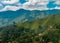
(19, 0), (28, 4)
(47, 1), (56, 8)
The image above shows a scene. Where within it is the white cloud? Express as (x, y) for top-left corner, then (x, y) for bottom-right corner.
(55, 6), (60, 9)
(1, 0), (19, 4)
(0, 0), (60, 12)
(55, 0), (60, 5)
(0, 5), (22, 12)
(21, 0), (49, 10)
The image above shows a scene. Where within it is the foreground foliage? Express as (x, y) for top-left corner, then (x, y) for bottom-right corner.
(0, 14), (60, 43)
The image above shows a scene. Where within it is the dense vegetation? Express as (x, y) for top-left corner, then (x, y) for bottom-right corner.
(0, 13), (60, 43)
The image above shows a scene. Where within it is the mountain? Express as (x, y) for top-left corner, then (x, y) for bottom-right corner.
(16, 13), (60, 30)
(0, 12), (60, 33)
(9, 9), (60, 24)
(0, 9), (60, 27)
(0, 12), (60, 43)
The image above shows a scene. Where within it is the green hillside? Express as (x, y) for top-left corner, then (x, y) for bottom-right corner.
(0, 13), (60, 43)
(17, 13), (60, 30)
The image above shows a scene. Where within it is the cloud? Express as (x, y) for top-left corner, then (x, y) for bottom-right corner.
(0, 0), (60, 12)
(55, 0), (60, 5)
(55, 6), (60, 9)
(1, 0), (19, 4)
(0, 5), (22, 12)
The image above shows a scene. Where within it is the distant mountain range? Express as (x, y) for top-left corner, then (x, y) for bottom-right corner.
(0, 9), (60, 27)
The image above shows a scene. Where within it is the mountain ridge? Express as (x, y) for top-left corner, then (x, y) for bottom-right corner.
(0, 9), (60, 27)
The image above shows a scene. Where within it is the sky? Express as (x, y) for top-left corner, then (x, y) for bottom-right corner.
(0, 0), (60, 12)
